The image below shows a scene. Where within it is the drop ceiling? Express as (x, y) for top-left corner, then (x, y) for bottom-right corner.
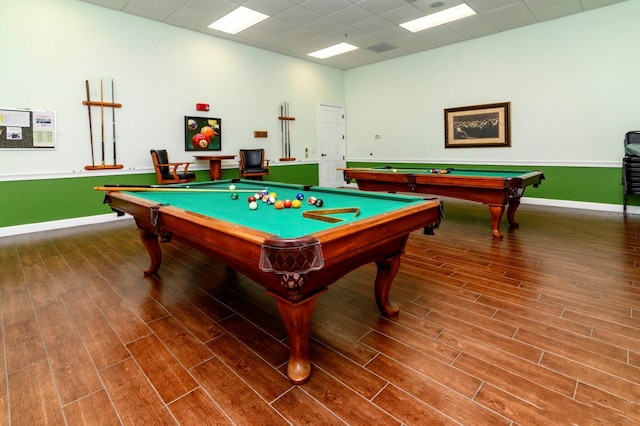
(79, 0), (626, 70)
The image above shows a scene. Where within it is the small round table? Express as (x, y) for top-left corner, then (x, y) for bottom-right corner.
(194, 155), (236, 180)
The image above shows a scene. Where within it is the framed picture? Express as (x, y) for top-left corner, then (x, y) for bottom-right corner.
(444, 102), (510, 148)
(184, 116), (221, 151)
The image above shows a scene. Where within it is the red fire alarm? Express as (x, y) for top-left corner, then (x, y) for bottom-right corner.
(196, 103), (209, 111)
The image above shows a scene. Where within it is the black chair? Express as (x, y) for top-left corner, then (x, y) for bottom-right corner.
(622, 131), (640, 215)
(150, 149), (196, 184)
(239, 149), (270, 180)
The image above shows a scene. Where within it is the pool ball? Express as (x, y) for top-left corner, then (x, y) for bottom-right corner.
(230, 193), (238, 200)
(291, 199), (301, 208)
(283, 199), (292, 208)
(307, 196), (317, 205)
(314, 198), (324, 207)
(269, 192), (277, 199)
(296, 193), (305, 201)
(260, 189), (269, 197)
(274, 200), (284, 209)
(248, 195), (257, 202)
(192, 133), (208, 149)
(262, 195), (270, 202)
(249, 201), (258, 210)
(266, 196), (276, 205)
(200, 125), (216, 139)
(229, 184), (236, 190)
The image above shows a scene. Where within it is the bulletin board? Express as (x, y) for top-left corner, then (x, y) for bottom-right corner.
(0, 108), (56, 149)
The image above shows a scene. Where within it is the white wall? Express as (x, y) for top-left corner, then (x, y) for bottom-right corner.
(344, 1), (639, 166)
(0, 0), (344, 177)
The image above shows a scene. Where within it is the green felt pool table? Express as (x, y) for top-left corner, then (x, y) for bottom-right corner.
(342, 167), (544, 238)
(102, 179), (442, 384)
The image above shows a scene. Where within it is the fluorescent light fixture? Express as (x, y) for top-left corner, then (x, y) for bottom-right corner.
(207, 6), (269, 35)
(308, 43), (358, 59)
(400, 4), (476, 33)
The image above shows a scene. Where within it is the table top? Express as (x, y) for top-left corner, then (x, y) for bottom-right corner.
(193, 154), (236, 160)
(123, 179), (434, 239)
(368, 167), (539, 179)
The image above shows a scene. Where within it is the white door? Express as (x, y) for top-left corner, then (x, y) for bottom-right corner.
(318, 103), (346, 187)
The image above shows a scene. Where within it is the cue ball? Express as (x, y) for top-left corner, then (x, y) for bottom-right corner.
(229, 184), (236, 190)
(249, 201), (258, 210)
(314, 199), (324, 207)
(296, 193), (305, 200)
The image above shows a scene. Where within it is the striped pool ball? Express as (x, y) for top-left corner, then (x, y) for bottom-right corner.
(307, 196), (317, 205)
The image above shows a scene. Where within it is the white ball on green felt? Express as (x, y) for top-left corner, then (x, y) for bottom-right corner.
(229, 184), (236, 190)
(249, 201), (258, 210)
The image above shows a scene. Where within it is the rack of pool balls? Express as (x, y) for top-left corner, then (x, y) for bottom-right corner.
(228, 185), (323, 211)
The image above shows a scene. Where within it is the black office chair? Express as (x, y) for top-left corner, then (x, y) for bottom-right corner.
(622, 131), (640, 215)
(150, 149), (196, 184)
(239, 149), (270, 180)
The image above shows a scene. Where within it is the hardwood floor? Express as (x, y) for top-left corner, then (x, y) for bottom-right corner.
(1, 198), (639, 425)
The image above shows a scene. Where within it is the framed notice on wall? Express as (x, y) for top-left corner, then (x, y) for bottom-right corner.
(0, 108), (56, 149)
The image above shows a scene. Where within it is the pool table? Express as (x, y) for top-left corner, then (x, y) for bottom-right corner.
(102, 179), (442, 384)
(342, 167), (544, 238)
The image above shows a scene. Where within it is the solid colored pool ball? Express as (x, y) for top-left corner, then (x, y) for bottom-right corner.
(283, 199), (292, 208)
(229, 184), (236, 190)
(274, 200), (284, 209)
(269, 192), (277, 199)
(296, 193), (305, 201)
(248, 195), (257, 202)
(291, 199), (302, 208)
(314, 198), (324, 207)
(230, 193), (238, 200)
(249, 201), (258, 210)
(307, 196), (317, 205)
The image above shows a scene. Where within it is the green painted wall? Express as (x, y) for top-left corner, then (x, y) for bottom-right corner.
(0, 162), (631, 229)
(0, 164), (320, 228)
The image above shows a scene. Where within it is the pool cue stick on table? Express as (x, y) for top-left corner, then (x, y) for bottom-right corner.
(94, 186), (258, 193)
(85, 80), (95, 167)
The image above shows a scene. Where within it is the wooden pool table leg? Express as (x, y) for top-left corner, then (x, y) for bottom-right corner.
(268, 289), (327, 385)
(488, 204), (505, 238)
(138, 230), (162, 275)
(506, 198), (521, 228)
(374, 255), (401, 316)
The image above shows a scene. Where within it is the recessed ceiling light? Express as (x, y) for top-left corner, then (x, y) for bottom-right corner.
(308, 43), (358, 59)
(400, 4), (476, 33)
(207, 6), (269, 35)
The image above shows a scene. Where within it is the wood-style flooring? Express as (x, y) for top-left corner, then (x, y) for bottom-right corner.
(1, 198), (639, 425)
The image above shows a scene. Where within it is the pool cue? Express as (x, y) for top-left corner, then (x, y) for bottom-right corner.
(280, 102), (285, 159)
(111, 79), (117, 166)
(99, 79), (105, 166)
(94, 186), (257, 193)
(85, 80), (95, 167)
(285, 102), (290, 158)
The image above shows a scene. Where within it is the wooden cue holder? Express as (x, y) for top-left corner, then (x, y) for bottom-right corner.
(278, 115), (296, 161)
(83, 99), (123, 170)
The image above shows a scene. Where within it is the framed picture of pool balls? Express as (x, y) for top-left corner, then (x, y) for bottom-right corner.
(184, 116), (222, 151)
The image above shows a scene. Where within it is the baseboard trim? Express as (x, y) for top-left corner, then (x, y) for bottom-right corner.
(0, 213), (131, 238)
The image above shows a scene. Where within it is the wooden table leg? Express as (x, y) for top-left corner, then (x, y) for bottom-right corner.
(488, 204), (505, 238)
(267, 289), (327, 384)
(138, 230), (162, 275)
(209, 160), (222, 180)
(374, 255), (401, 316)
(506, 198), (521, 228)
